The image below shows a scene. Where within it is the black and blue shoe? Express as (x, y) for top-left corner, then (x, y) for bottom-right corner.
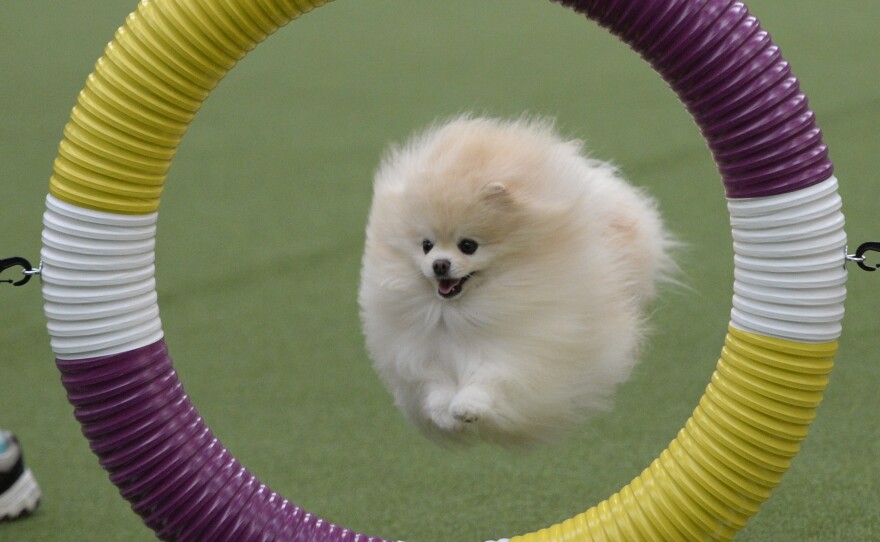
(0, 431), (41, 522)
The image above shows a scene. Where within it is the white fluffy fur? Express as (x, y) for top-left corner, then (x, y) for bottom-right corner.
(359, 115), (674, 445)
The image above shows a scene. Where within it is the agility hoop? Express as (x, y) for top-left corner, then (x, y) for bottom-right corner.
(40, 0), (846, 540)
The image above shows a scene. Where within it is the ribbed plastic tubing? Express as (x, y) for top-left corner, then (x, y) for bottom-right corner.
(40, 0), (846, 540)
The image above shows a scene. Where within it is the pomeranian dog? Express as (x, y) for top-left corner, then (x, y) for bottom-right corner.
(359, 115), (675, 445)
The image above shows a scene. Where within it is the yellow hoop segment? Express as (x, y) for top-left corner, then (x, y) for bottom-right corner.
(49, 0), (331, 214)
(512, 327), (835, 541)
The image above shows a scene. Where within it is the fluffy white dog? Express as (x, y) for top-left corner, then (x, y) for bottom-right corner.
(359, 116), (675, 445)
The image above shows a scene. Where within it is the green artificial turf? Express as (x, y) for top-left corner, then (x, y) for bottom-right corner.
(1, 1), (877, 540)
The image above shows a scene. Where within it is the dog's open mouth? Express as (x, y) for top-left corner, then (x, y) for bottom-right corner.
(437, 274), (474, 299)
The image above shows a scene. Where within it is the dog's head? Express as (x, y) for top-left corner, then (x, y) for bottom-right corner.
(367, 176), (526, 301)
(410, 181), (516, 301)
(367, 116), (576, 302)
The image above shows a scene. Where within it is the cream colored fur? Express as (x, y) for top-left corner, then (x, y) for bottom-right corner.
(359, 115), (674, 445)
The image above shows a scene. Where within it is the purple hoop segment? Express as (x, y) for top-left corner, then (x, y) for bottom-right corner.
(45, 0), (839, 541)
(59, 341), (381, 541)
(561, 0), (832, 197)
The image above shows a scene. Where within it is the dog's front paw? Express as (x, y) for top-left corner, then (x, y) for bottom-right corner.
(423, 387), (463, 432)
(453, 410), (480, 424)
(449, 387), (493, 426)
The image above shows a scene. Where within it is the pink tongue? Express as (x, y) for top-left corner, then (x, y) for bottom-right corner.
(438, 278), (461, 295)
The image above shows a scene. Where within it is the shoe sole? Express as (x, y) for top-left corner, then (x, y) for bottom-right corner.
(0, 468), (41, 521)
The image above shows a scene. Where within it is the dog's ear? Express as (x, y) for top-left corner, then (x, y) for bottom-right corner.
(481, 182), (513, 207)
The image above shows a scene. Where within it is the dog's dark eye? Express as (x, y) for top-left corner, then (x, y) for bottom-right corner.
(422, 240), (434, 254)
(458, 239), (478, 255)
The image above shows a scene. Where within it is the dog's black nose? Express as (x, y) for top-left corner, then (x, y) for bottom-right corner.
(432, 259), (451, 276)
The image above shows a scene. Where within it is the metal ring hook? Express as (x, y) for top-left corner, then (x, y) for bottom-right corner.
(848, 242), (880, 272)
(0, 256), (38, 286)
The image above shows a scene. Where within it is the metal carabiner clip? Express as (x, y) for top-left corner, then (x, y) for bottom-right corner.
(848, 241), (880, 272)
(0, 256), (37, 286)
